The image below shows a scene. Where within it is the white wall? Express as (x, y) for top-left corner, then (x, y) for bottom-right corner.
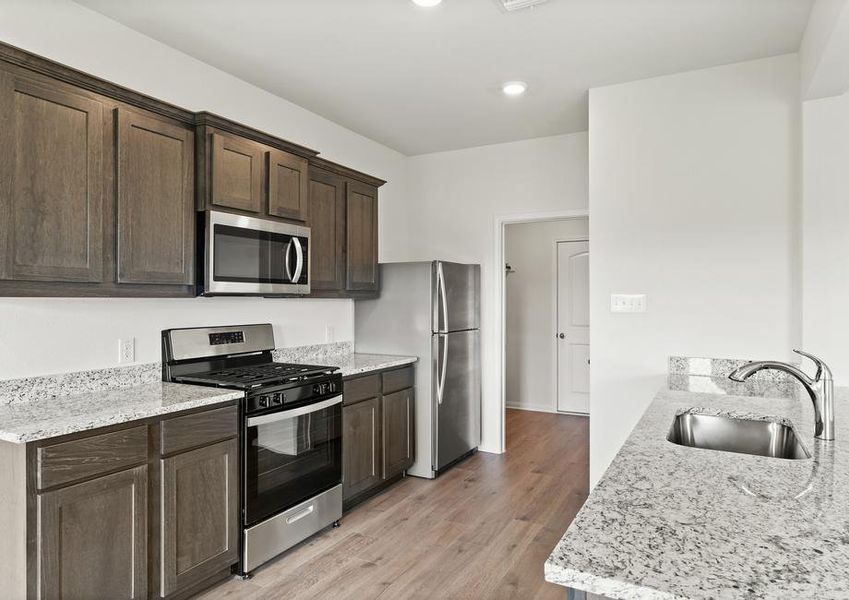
(505, 218), (589, 413)
(588, 55), (802, 485)
(802, 90), (849, 382)
(397, 133), (589, 452)
(799, 0), (849, 100)
(0, 0), (408, 379)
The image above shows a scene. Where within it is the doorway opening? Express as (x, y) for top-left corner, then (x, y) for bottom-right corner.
(500, 215), (590, 455)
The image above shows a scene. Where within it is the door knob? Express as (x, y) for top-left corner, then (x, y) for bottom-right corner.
(558, 333), (566, 339)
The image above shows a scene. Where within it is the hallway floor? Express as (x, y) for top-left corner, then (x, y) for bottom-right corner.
(197, 408), (589, 600)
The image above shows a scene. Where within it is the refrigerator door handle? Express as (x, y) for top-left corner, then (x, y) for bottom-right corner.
(436, 333), (448, 404)
(437, 261), (449, 333)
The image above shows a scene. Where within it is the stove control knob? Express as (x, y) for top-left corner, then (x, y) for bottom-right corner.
(258, 395), (270, 408)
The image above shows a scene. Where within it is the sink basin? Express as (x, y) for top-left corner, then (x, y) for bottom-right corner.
(667, 412), (811, 459)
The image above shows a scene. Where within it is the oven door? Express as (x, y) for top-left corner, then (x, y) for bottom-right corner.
(205, 210), (310, 295)
(244, 395), (342, 526)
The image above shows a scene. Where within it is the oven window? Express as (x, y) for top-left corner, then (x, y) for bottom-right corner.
(245, 402), (342, 525)
(213, 224), (292, 284)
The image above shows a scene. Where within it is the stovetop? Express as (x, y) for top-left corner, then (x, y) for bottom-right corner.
(174, 362), (336, 390)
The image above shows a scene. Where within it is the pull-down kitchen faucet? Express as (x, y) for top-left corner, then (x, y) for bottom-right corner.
(728, 350), (834, 441)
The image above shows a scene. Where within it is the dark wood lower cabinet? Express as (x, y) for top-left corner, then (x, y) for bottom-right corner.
(37, 465), (148, 600)
(0, 401), (239, 600)
(160, 438), (239, 597)
(342, 366), (416, 507)
(342, 395), (381, 499)
(382, 388), (415, 478)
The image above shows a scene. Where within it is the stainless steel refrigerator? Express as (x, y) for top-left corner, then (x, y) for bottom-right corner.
(355, 261), (481, 479)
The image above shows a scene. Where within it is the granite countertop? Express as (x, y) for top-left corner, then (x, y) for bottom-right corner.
(0, 344), (416, 445)
(328, 353), (418, 377)
(545, 379), (849, 599)
(0, 383), (242, 444)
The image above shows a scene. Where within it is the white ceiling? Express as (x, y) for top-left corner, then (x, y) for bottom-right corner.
(74, 0), (813, 155)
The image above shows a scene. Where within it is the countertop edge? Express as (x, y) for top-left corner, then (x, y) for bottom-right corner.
(339, 354), (418, 377)
(544, 560), (684, 600)
(0, 386), (243, 444)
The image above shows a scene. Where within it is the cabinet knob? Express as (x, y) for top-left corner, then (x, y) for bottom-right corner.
(558, 333), (566, 339)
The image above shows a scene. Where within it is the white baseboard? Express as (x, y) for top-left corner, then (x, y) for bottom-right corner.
(506, 402), (558, 414)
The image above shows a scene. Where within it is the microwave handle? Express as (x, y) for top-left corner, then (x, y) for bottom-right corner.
(292, 238), (304, 283)
(246, 395), (342, 427)
(283, 239), (294, 282)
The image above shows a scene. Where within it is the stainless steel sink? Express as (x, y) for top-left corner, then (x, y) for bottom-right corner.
(667, 412), (811, 459)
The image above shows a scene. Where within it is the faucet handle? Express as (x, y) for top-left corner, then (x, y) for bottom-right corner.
(793, 349), (832, 381)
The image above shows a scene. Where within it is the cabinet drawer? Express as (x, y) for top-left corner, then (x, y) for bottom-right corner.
(343, 374), (380, 405)
(382, 366), (414, 395)
(160, 405), (238, 455)
(37, 425), (148, 490)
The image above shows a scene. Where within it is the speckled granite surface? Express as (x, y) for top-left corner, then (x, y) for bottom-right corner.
(324, 353), (418, 377)
(545, 384), (849, 599)
(0, 362), (161, 405)
(669, 356), (797, 383)
(272, 344), (417, 377)
(0, 383), (242, 443)
(667, 373), (797, 399)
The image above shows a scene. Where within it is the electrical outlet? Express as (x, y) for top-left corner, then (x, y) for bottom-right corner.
(325, 325), (335, 343)
(610, 294), (647, 313)
(118, 338), (135, 364)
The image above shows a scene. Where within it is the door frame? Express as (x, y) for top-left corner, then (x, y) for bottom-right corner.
(493, 209), (589, 454)
(554, 238), (590, 416)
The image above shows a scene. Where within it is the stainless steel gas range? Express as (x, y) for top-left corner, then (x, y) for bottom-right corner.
(161, 323), (342, 575)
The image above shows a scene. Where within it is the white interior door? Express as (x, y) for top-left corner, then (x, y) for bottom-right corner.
(557, 241), (589, 414)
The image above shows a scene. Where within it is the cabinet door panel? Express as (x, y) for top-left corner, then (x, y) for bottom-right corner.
(161, 438), (239, 596)
(382, 388), (414, 478)
(346, 181), (378, 292)
(0, 73), (104, 282)
(268, 149), (308, 221)
(342, 396), (381, 499)
(210, 132), (263, 213)
(38, 466), (147, 600)
(308, 168), (346, 291)
(117, 108), (194, 285)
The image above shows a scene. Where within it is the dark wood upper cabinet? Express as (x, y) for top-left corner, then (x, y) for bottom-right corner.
(37, 466), (148, 600)
(308, 168), (346, 291)
(210, 132), (264, 213)
(0, 71), (104, 283)
(116, 108), (194, 285)
(268, 149), (309, 221)
(346, 180), (379, 292)
(0, 43), (388, 299)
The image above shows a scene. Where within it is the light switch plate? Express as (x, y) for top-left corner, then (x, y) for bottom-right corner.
(118, 338), (135, 364)
(610, 294), (647, 313)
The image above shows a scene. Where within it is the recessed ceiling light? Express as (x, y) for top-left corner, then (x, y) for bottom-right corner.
(502, 81), (528, 97)
(412, 0), (442, 7)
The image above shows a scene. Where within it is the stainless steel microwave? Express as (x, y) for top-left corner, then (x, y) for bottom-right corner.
(202, 211), (311, 296)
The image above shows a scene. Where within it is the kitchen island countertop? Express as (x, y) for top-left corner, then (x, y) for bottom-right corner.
(545, 381), (849, 599)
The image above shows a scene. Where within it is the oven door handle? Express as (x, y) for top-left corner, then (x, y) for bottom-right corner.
(246, 395), (342, 427)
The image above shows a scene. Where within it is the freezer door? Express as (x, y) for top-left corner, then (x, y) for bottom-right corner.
(432, 261), (481, 333)
(432, 329), (481, 472)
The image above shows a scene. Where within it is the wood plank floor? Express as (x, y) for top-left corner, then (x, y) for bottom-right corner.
(196, 408), (589, 600)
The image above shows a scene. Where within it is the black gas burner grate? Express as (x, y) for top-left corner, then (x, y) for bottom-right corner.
(175, 362), (332, 389)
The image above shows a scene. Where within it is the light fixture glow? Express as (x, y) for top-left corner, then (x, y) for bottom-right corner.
(502, 81), (528, 97)
(412, 0), (442, 6)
